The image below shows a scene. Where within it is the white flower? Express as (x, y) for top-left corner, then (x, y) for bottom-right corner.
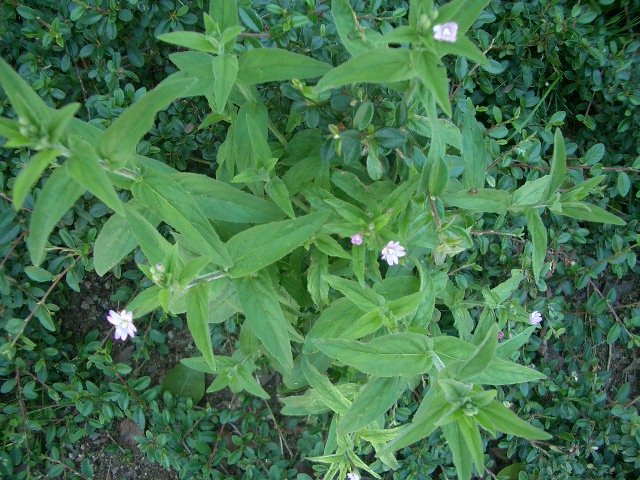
(347, 473), (360, 480)
(433, 22), (458, 43)
(529, 310), (543, 325)
(107, 309), (137, 341)
(381, 241), (406, 266)
(351, 233), (363, 245)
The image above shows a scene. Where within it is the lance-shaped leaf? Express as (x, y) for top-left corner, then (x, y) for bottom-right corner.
(12, 149), (59, 210)
(94, 200), (161, 275)
(27, 168), (84, 266)
(234, 270), (293, 370)
(315, 48), (416, 92)
(412, 50), (452, 117)
(126, 285), (163, 318)
(209, 0), (239, 32)
(123, 204), (172, 266)
(479, 401), (551, 440)
(173, 173), (283, 223)
(442, 422), (473, 480)
(456, 323), (498, 380)
(442, 188), (510, 214)
(437, 0), (491, 35)
(186, 283), (216, 371)
(281, 383), (360, 416)
(461, 100), (487, 189)
(132, 168), (231, 267)
(338, 376), (406, 434)
(525, 207), (547, 283)
(332, 0), (382, 56)
(496, 326), (536, 360)
(302, 357), (351, 415)
(553, 201), (625, 226)
(314, 333), (433, 377)
(97, 76), (196, 168)
(65, 137), (124, 216)
(543, 128), (566, 199)
(435, 36), (489, 65)
(226, 210), (330, 278)
(457, 415), (485, 475)
(157, 31), (216, 52)
(211, 54), (238, 114)
(326, 275), (385, 311)
(236, 49), (331, 85)
(559, 175), (605, 203)
(0, 57), (50, 128)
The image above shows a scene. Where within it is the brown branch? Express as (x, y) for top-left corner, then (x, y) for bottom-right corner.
(15, 368), (32, 477)
(0, 229), (28, 269)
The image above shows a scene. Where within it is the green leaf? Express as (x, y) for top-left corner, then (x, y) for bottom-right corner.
(173, 173), (283, 223)
(326, 275), (385, 311)
(617, 171), (631, 196)
(437, 0), (491, 34)
(94, 200), (160, 275)
(281, 383), (360, 416)
(157, 31), (216, 52)
(480, 401), (551, 440)
(442, 188), (510, 214)
(559, 175), (605, 203)
(123, 204), (172, 266)
(209, 0), (239, 33)
(126, 285), (162, 318)
(0, 57), (50, 128)
(27, 168), (84, 266)
(97, 75), (196, 168)
(525, 207), (547, 283)
(227, 210), (330, 278)
(435, 36), (489, 65)
(314, 333), (433, 377)
(339, 376), (406, 434)
(543, 128), (566, 198)
(470, 358), (546, 385)
(412, 51), (451, 117)
(457, 416), (485, 475)
(442, 421), (472, 480)
(511, 176), (551, 207)
(331, 0), (381, 56)
(65, 137), (124, 215)
(186, 283), (216, 371)
(382, 388), (449, 453)
(12, 149), (59, 210)
(211, 54), (238, 114)
(236, 49), (331, 85)
(457, 324), (498, 380)
(232, 364), (270, 399)
(265, 177), (295, 218)
(302, 357), (351, 415)
(132, 169), (232, 266)
(496, 326), (536, 359)
(234, 270), (293, 370)
(556, 201), (625, 226)
(48, 102), (81, 144)
(315, 48), (416, 92)
(307, 249), (329, 306)
(161, 363), (205, 403)
(461, 101), (486, 189)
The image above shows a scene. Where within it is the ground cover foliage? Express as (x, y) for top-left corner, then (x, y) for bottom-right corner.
(0, 0), (639, 479)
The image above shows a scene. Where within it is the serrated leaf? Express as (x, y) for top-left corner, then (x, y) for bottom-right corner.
(302, 357), (351, 415)
(211, 54), (238, 114)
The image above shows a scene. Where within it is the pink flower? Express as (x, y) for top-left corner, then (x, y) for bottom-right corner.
(351, 233), (363, 245)
(107, 309), (137, 341)
(498, 331), (504, 340)
(381, 241), (406, 266)
(529, 311), (543, 325)
(433, 22), (458, 43)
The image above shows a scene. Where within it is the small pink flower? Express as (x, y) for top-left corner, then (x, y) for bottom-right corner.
(433, 22), (458, 43)
(381, 241), (406, 266)
(351, 233), (363, 245)
(529, 311), (543, 325)
(498, 331), (504, 340)
(107, 309), (137, 341)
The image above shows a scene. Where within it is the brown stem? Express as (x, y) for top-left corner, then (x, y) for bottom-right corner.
(15, 368), (32, 477)
(0, 229), (28, 269)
